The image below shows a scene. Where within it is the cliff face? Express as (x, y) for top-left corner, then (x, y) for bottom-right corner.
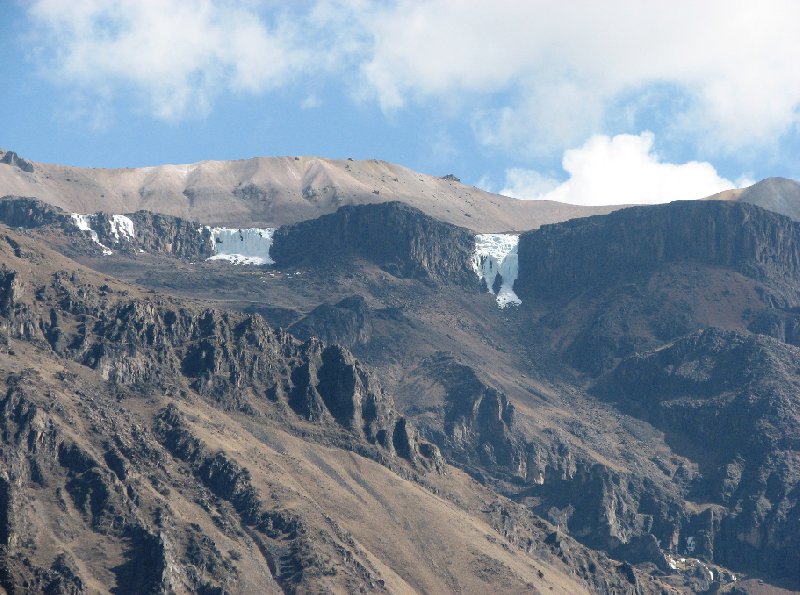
(103, 211), (213, 259)
(0, 151), (33, 173)
(0, 196), (213, 259)
(595, 328), (800, 582)
(271, 202), (477, 285)
(516, 201), (800, 300)
(0, 197), (63, 228)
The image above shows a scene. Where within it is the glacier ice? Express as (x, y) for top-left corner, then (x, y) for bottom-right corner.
(71, 213), (113, 255)
(472, 234), (521, 307)
(207, 227), (275, 265)
(109, 215), (135, 242)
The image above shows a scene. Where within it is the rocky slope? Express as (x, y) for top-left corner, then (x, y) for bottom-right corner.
(595, 329), (800, 582)
(0, 148), (622, 231)
(0, 195), (213, 260)
(47, 195), (793, 591)
(709, 177), (800, 222)
(1, 163), (799, 592)
(504, 200), (800, 586)
(0, 224), (676, 594)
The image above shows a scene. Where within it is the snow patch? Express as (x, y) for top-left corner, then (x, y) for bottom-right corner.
(207, 227), (275, 265)
(472, 234), (521, 307)
(70, 213), (112, 255)
(109, 215), (135, 242)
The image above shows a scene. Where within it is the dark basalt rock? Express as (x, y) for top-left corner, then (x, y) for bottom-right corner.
(407, 353), (524, 476)
(0, 196), (213, 259)
(271, 202), (477, 285)
(83, 210), (214, 259)
(289, 295), (371, 348)
(516, 200), (800, 300)
(119, 211), (213, 258)
(0, 197), (63, 228)
(747, 307), (800, 346)
(595, 328), (800, 582)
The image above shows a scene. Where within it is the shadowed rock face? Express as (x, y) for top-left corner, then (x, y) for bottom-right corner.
(289, 296), (372, 348)
(595, 328), (800, 582)
(272, 202), (478, 285)
(0, 196), (214, 259)
(0, 197), (63, 228)
(516, 200), (800, 300)
(418, 353), (521, 473)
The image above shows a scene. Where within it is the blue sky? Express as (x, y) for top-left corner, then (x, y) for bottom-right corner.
(3, 0), (800, 206)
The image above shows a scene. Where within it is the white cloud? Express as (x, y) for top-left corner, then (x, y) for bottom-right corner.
(27, 0), (308, 121)
(500, 132), (745, 206)
(23, 0), (800, 156)
(351, 0), (800, 154)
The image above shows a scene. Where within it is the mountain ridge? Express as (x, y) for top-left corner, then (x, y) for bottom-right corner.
(2, 147), (800, 592)
(0, 148), (622, 232)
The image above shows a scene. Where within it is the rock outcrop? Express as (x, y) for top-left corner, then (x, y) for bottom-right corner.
(272, 202), (478, 285)
(416, 353), (522, 473)
(516, 201), (800, 300)
(595, 328), (800, 582)
(0, 237), (441, 473)
(102, 211), (213, 259)
(289, 295), (372, 348)
(0, 197), (63, 228)
(0, 152), (33, 173)
(0, 196), (214, 259)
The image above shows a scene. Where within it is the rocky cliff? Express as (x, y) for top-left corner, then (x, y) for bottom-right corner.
(595, 328), (800, 583)
(0, 195), (214, 259)
(516, 201), (800, 300)
(0, 249), (441, 473)
(271, 202), (478, 285)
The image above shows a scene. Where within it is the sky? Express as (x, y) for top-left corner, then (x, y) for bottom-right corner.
(2, 0), (800, 206)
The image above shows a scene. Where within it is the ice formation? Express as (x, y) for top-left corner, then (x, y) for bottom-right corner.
(472, 234), (521, 307)
(71, 213), (113, 255)
(109, 215), (135, 242)
(207, 227), (275, 265)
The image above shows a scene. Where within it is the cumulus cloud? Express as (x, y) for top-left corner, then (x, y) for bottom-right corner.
(27, 0), (308, 121)
(23, 0), (800, 155)
(500, 132), (747, 206)
(353, 0), (800, 154)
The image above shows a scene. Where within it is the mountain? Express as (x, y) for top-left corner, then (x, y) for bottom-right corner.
(0, 149), (621, 232)
(0, 153), (799, 593)
(708, 176), (800, 222)
(511, 201), (800, 583)
(0, 221), (655, 595)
